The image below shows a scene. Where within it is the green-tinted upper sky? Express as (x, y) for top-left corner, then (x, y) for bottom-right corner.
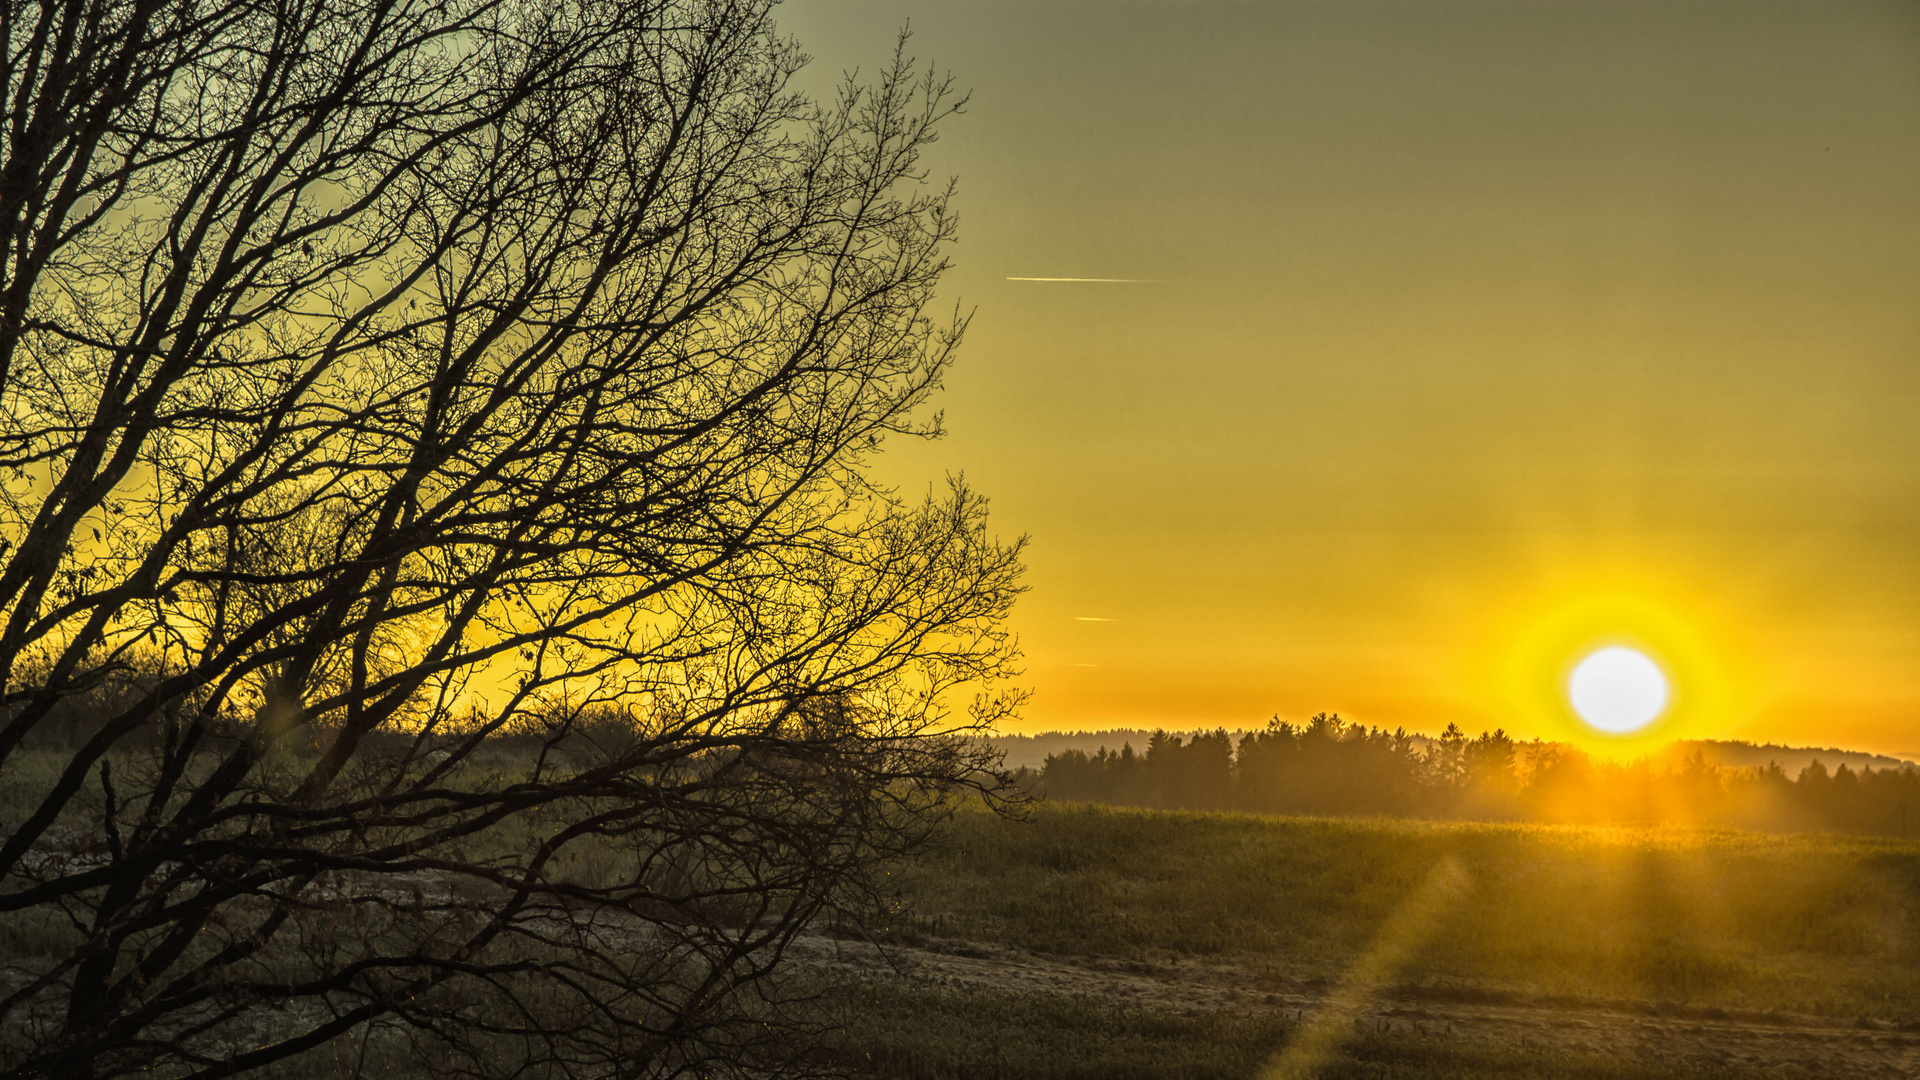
(784, 0), (1920, 754)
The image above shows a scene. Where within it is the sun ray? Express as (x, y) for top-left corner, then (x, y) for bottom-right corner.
(1258, 856), (1472, 1080)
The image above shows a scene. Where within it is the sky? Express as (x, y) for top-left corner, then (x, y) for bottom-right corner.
(782, 0), (1920, 756)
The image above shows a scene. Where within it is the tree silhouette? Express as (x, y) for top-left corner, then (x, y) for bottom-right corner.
(0, 2), (1023, 1077)
(1037, 722), (1920, 836)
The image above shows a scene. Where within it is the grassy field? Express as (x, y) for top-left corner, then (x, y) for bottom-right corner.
(819, 981), (1754, 1080)
(895, 802), (1920, 1018)
(812, 801), (1920, 1079)
(9, 751), (1919, 1078)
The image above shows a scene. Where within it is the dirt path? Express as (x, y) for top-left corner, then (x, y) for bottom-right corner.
(790, 935), (1920, 1078)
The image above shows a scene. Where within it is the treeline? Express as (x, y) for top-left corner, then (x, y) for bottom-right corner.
(1036, 714), (1920, 837)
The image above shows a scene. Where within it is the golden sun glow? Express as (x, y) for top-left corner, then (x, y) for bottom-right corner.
(1478, 567), (1766, 750)
(1567, 646), (1669, 734)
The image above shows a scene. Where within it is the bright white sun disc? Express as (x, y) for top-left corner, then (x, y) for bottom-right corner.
(1568, 646), (1669, 734)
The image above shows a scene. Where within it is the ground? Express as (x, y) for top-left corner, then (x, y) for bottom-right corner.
(809, 802), (1920, 1079)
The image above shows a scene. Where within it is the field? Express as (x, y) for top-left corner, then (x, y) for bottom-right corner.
(9, 751), (1920, 1078)
(814, 802), (1920, 1079)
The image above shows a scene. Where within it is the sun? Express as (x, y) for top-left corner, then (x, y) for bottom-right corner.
(1480, 574), (1756, 747)
(1567, 646), (1670, 734)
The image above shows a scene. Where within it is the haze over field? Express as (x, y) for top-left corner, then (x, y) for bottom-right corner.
(783, 1), (1920, 757)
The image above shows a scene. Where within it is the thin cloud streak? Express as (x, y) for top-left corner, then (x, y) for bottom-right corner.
(1006, 276), (1166, 283)
(1073, 616), (1116, 622)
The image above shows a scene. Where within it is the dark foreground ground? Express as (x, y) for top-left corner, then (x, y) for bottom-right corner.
(814, 803), (1920, 1079)
(16, 797), (1916, 1078)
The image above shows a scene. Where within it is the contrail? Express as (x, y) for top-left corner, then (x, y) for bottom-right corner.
(1006, 276), (1165, 283)
(1073, 616), (1116, 622)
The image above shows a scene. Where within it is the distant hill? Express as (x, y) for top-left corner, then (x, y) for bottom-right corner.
(983, 730), (1916, 776)
(1657, 739), (1915, 776)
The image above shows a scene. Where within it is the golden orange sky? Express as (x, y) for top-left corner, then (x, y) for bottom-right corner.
(787, 1), (1920, 756)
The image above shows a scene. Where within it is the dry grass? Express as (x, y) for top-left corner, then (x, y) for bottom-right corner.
(897, 802), (1920, 1020)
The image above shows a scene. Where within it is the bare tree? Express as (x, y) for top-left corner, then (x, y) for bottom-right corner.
(0, 1), (1024, 1077)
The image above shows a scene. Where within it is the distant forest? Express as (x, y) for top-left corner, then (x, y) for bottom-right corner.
(1027, 715), (1920, 837)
